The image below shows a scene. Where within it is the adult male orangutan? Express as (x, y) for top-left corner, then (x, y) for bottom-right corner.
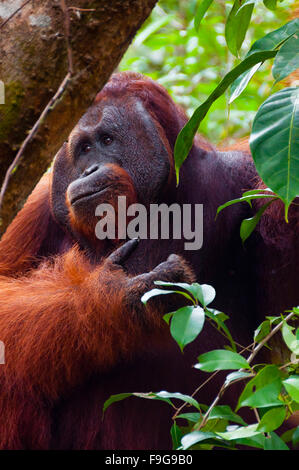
(0, 72), (297, 449)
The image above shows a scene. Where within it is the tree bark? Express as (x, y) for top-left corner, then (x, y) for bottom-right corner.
(0, 0), (157, 235)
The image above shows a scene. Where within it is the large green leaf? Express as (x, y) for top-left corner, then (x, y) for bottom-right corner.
(216, 424), (262, 440)
(141, 287), (194, 305)
(249, 87), (299, 219)
(283, 376), (299, 403)
(230, 19), (299, 102)
(272, 33), (299, 83)
(194, 0), (214, 31)
(264, 432), (289, 450)
(149, 391), (201, 410)
(225, 1), (254, 57)
(282, 322), (299, 354)
(180, 431), (217, 450)
(103, 393), (134, 414)
(257, 406), (286, 432)
(170, 305), (205, 351)
(247, 18), (299, 55)
(208, 405), (246, 425)
(240, 198), (277, 243)
(171, 422), (184, 450)
(174, 49), (276, 182)
(195, 349), (250, 372)
(237, 365), (283, 410)
(263, 0), (277, 10)
(154, 281), (215, 306)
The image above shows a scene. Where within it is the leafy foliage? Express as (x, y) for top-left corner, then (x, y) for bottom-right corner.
(105, 279), (299, 450)
(119, 0), (295, 144)
(112, 0), (299, 451)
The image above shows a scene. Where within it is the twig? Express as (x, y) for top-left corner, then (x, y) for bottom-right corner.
(60, 0), (74, 74)
(0, 0), (74, 211)
(69, 7), (96, 12)
(279, 358), (299, 370)
(0, 0), (32, 30)
(172, 371), (219, 420)
(246, 311), (296, 364)
(253, 408), (260, 423)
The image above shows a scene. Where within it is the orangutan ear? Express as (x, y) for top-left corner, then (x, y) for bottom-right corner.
(50, 142), (73, 230)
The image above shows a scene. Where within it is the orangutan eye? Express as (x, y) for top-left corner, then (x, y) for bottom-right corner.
(81, 143), (92, 154)
(100, 134), (113, 146)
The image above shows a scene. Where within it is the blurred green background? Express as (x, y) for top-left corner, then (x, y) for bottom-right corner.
(118, 0), (295, 145)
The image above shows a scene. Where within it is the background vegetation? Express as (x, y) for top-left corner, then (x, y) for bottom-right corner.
(119, 0), (296, 145)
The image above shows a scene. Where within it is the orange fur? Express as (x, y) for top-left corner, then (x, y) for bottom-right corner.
(0, 240), (173, 448)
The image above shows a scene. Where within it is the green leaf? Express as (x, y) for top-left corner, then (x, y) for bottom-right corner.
(216, 424), (262, 440)
(249, 87), (299, 220)
(195, 349), (250, 372)
(205, 309), (236, 351)
(225, 1), (254, 57)
(180, 431), (217, 450)
(176, 412), (202, 423)
(131, 391), (201, 410)
(264, 432), (289, 450)
(240, 199), (276, 243)
(254, 320), (271, 343)
(283, 376), (299, 403)
(235, 434), (266, 449)
(171, 422), (184, 450)
(194, 0), (214, 31)
(154, 391), (201, 409)
(230, 19), (299, 101)
(103, 393), (133, 414)
(237, 0), (259, 12)
(257, 406), (286, 432)
(239, 384), (284, 409)
(216, 193), (276, 216)
(263, 0), (277, 10)
(170, 305), (205, 351)
(225, 371), (253, 386)
(174, 49), (277, 183)
(247, 19), (299, 54)
(242, 188), (274, 197)
(237, 365), (283, 410)
(208, 405), (246, 425)
(229, 63), (261, 104)
(293, 426), (299, 446)
(163, 312), (174, 325)
(141, 287), (192, 305)
(154, 281), (215, 306)
(273, 34), (299, 83)
(282, 322), (299, 354)
(187, 283), (216, 307)
(293, 306), (299, 316)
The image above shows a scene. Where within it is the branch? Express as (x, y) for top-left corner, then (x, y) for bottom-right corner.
(246, 311), (296, 364)
(61, 0), (74, 74)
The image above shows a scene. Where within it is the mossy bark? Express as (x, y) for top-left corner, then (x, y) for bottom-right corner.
(0, 0), (157, 234)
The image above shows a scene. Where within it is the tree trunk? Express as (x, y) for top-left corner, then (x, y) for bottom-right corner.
(0, 0), (157, 234)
